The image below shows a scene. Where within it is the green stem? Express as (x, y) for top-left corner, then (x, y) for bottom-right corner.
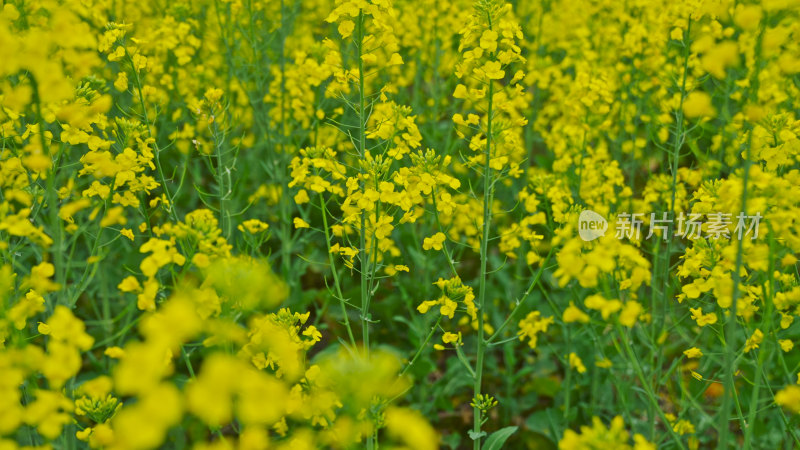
(127, 49), (179, 225)
(31, 78), (65, 308)
(399, 315), (442, 377)
(617, 324), (687, 449)
(718, 15), (766, 449)
(473, 74), (494, 450)
(356, 10), (370, 359)
(743, 230), (775, 447)
(486, 248), (553, 343)
(319, 193), (357, 349)
(563, 327), (572, 422)
(430, 189), (459, 277)
(211, 113), (230, 238)
(278, 0), (293, 289)
(354, 11), (374, 450)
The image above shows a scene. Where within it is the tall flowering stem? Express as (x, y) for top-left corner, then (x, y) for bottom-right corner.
(451, 0), (527, 446)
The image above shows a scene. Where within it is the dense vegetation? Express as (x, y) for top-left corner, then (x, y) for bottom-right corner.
(2, 0), (800, 448)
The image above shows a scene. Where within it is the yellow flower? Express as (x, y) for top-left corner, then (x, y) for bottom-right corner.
(8, 289), (46, 330)
(416, 300), (438, 314)
(481, 60), (505, 80)
(120, 228), (134, 241)
(59, 198), (91, 222)
(192, 253), (211, 268)
(361, 53), (377, 64)
(442, 332), (461, 345)
(337, 20), (355, 39)
(683, 92), (716, 118)
(76, 428), (92, 441)
(238, 219), (269, 234)
(701, 41), (739, 79)
(744, 329), (764, 352)
(683, 347), (703, 358)
(672, 420), (695, 436)
(479, 30), (498, 52)
(114, 72), (128, 91)
(104, 347), (126, 359)
(518, 311), (553, 349)
(563, 302), (590, 323)
(775, 385), (800, 414)
(204, 88), (224, 104)
(117, 276), (142, 293)
(293, 217), (310, 229)
(560, 416), (654, 449)
(619, 301), (643, 327)
(137, 278), (159, 311)
(781, 313), (794, 330)
(779, 339), (794, 352)
(453, 84), (469, 99)
(112, 383), (183, 447)
(385, 264), (409, 276)
(422, 232), (446, 251)
(569, 352), (587, 374)
(294, 189), (310, 204)
(139, 238), (185, 278)
(595, 358), (613, 369)
(25, 262), (59, 293)
(384, 407), (438, 450)
(100, 206), (126, 227)
(689, 307), (718, 327)
(440, 298), (457, 318)
(584, 294), (622, 320)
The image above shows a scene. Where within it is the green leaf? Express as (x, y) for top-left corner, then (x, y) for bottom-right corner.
(468, 430), (487, 441)
(482, 426), (518, 450)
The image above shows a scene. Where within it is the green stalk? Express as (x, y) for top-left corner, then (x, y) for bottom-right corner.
(473, 75), (494, 450)
(278, 0), (293, 287)
(318, 193), (357, 349)
(211, 113), (230, 239)
(617, 324), (687, 449)
(742, 333), (769, 448)
(399, 315), (442, 377)
(31, 78), (65, 309)
(649, 17), (691, 440)
(353, 10), (374, 450)
(718, 16), (766, 449)
(563, 326), (572, 421)
(485, 248), (553, 343)
(664, 17), (692, 350)
(430, 190), (460, 277)
(355, 10), (370, 359)
(127, 50), (179, 225)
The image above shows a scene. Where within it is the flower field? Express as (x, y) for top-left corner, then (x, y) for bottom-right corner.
(3, 0), (800, 448)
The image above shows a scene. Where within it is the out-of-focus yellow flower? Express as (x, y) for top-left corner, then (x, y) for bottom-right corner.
(683, 347), (703, 358)
(775, 385), (800, 414)
(683, 92), (716, 118)
(293, 217), (310, 229)
(744, 329), (764, 352)
(238, 219), (269, 234)
(569, 352), (587, 374)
